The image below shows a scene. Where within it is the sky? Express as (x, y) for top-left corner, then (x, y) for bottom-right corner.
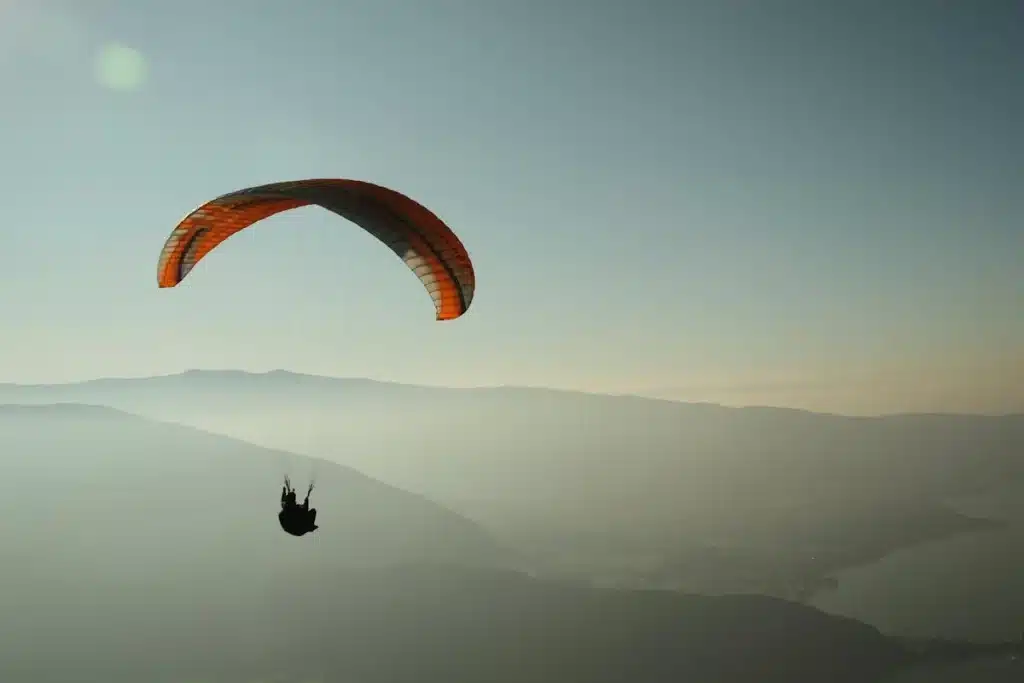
(0, 0), (1020, 414)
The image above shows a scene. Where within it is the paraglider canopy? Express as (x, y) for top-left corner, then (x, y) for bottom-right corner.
(156, 178), (476, 321)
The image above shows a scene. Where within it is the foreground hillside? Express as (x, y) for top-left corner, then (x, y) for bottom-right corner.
(0, 403), (504, 574)
(3, 556), (1019, 682)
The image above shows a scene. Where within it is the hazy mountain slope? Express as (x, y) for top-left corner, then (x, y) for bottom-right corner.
(0, 403), (504, 575)
(4, 371), (1020, 543)
(0, 399), (1020, 681)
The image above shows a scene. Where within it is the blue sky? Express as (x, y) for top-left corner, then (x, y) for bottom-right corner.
(0, 0), (1020, 413)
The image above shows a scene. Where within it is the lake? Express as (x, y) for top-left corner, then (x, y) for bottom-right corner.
(811, 485), (1023, 642)
(812, 485), (1024, 681)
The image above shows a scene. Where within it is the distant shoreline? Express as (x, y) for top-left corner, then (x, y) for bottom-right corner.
(805, 510), (1009, 601)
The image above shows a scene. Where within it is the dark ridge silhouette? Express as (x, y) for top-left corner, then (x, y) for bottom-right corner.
(900, 635), (1024, 662)
(3, 555), (1020, 682)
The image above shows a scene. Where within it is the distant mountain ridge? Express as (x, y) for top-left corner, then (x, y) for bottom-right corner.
(4, 368), (1020, 417)
(4, 369), (1022, 598)
(4, 369), (1019, 514)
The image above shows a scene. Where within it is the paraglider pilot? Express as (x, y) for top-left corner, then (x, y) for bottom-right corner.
(279, 476), (318, 536)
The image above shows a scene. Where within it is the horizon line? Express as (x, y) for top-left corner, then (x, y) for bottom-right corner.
(0, 368), (1019, 420)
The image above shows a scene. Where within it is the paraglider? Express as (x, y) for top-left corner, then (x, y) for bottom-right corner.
(279, 477), (318, 537)
(157, 179), (477, 537)
(156, 178), (476, 321)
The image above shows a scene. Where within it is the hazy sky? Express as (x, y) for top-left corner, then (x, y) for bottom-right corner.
(0, 0), (1020, 413)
